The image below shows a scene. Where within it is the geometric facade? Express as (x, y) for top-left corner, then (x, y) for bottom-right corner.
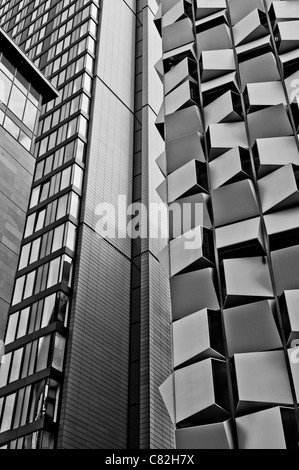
(157, 0), (299, 449)
(0, 0), (174, 449)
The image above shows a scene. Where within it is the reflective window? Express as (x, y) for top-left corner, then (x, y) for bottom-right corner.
(0, 393), (16, 433)
(0, 70), (12, 104)
(8, 85), (26, 120)
(23, 99), (38, 132)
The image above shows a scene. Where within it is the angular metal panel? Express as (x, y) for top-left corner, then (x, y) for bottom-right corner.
(167, 159), (208, 203)
(162, 17), (194, 53)
(176, 420), (234, 449)
(164, 57), (197, 95)
(173, 309), (224, 368)
(234, 351), (293, 413)
(254, 136), (299, 177)
(164, 80), (198, 116)
(258, 163), (299, 214)
(272, 245), (299, 295)
(211, 179), (259, 227)
(215, 217), (265, 256)
(207, 122), (248, 160)
(233, 9), (269, 46)
(239, 52), (281, 91)
(209, 146), (251, 189)
(279, 290), (299, 345)
(159, 374), (175, 424)
(174, 359), (229, 424)
(246, 81), (287, 112)
(201, 49), (235, 82)
(247, 104), (293, 146)
(162, 0), (189, 28)
(165, 105), (203, 142)
(168, 193), (212, 239)
(228, 0), (265, 26)
(223, 300), (282, 357)
(170, 268), (220, 320)
(264, 206), (299, 251)
(195, 0), (227, 20)
(196, 24), (232, 53)
(204, 91), (243, 130)
(166, 132), (205, 174)
(270, 2), (299, 23)
(168, 226), (214, 276)
(236, 407), (291, 449)
(276, 21), (299, 54)
(222, 256), (273, 307)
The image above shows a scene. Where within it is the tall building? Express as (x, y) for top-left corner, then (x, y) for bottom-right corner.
(0, 0), (174, 449)
(3, 0), (299, 452)
(157, 0), (299, 450)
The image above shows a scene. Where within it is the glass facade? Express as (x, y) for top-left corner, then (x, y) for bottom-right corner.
(0, 0), (101, 449)
(0, 53), (40, 150)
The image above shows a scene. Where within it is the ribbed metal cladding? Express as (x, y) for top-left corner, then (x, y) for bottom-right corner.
(128, 0), (174, 449)
(157, 0), (299, 449)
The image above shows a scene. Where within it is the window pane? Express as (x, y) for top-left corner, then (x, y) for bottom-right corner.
(47, 257), (60, 289)
(28, 303), (37, 334)
(19, 244), (31, 270)
(0, 70), (12, 105)
(40, 181), (50, 203)
(57, 292), (69, 325)
(15, 70), (29, 94)
(60, 166), (71, 190)
(56, 194), (68, 219)
(9, 348), (23, 383)
(3, 115), (19, 140)
(16, 307), (30, 339)
(66, 223), (76, 252)
(73, 165), (83, 190)
(52, 334), (65, 372)
(30, 186), (40, 209)
(28, 341), (38, 376)
(23, 271), (36, 299)
(70, 192), (79, 219)
(41, 294), (56, 328)
(35, 209), (46, 232)
(13, 388), (25, 429)
(52, 224), (64, 253)
(29, 238), (41, 264)
(23, 100), (38, 132)
(8, 84), (26, 120)
(19, 130), (31, 150)
(35, 161), (44, 182)
(5, 313), (18, 344)
(20, 386), (31, 426)
(0, 352), (12, 387)
(21, 343), (32, 378)
(12, 276), (25, 305)
(60, 255), (72, 287)
(0, 393), (16, 433)
(35, 335), (51, 372)
(25, 213), (35, 238)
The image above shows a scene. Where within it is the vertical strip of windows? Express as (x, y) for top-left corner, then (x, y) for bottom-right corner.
(0, 0), (102, 449)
